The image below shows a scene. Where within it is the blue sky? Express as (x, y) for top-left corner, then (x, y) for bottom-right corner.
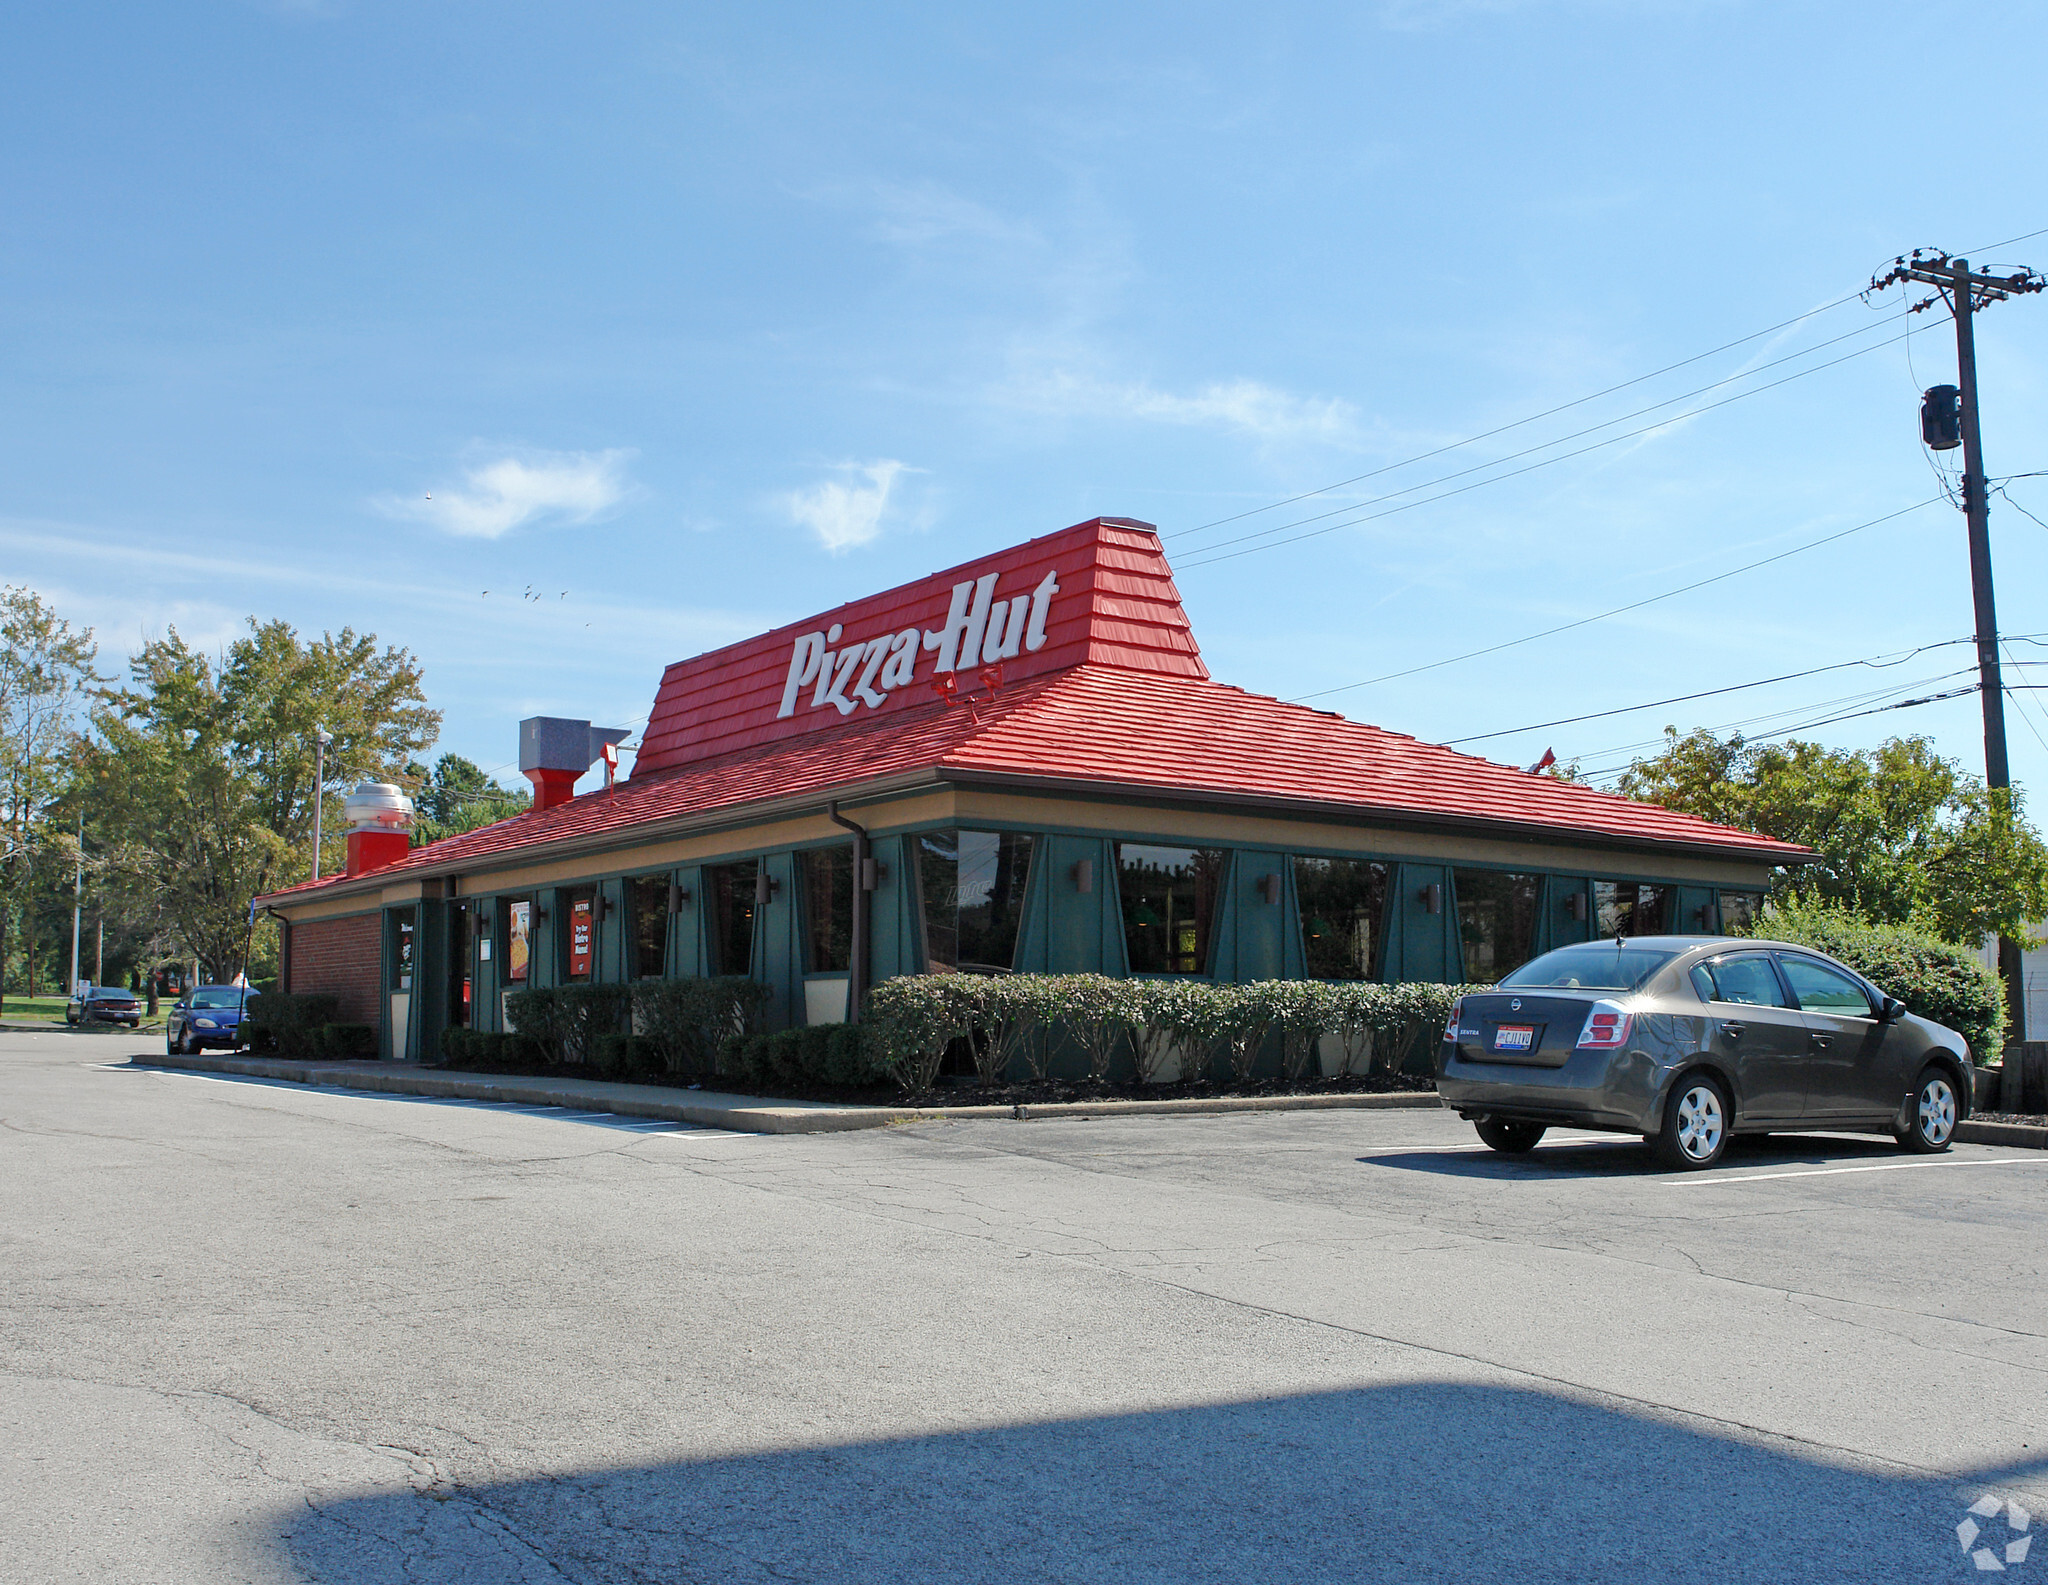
(6, 1), (2048, 803)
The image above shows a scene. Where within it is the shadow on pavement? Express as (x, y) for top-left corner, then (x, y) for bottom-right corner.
(283, 1381), (2039, 1583)
(1360, 1132), (1910, 1179)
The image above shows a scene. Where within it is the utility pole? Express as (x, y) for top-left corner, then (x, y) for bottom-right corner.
(1870, 249), (2047, 1042)
(68, 810), (83, 993)
(311, 727), (333, 881)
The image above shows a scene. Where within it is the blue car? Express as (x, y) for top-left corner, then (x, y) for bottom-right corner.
(166, 986), (259, 1055)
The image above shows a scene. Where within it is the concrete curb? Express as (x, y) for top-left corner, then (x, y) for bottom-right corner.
(127, 1053), (1443, 1135)
(1955, 1119), (2048, 1150)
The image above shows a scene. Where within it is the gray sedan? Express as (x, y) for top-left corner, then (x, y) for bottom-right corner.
(1436, 935), (1971, 1170)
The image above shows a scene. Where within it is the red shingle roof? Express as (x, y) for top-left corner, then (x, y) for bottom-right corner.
(261, 664), (1807, 903)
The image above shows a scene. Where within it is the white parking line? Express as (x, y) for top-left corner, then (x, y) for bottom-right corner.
(1667, 1157), (2048, 1186)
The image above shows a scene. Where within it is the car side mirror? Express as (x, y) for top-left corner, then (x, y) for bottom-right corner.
(1880, 997), (1906, 1023)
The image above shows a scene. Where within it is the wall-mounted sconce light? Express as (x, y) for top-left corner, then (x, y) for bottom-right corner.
(1565, 892), (1588, 922)
(755, 870), (780, 907)
(1256, 873), (1281, 905)
(1694, 904), (1715, 929)
(1419, 882), (1442, 915)
(595, 893), (612, 923)
(1071, 858), (1094, 894)
(859, 856), (883, 892)
(476, 910), (492, 937)
(668, 879), (690, 913)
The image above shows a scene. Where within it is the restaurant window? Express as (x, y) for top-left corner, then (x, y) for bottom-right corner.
(1292, 856), (1388, 981)
(799, 846), (854, 973)
(1595, 881), (1668, 939)
(916, 830), (1035, 972)
(504, 898), (533, 984)
(1718, 891), (1763, 936)
(630, 874), (671, 979)
(564, 887), (596, 980)
(1454, 869), (1542, 984)
(706, 862), (757, 976)
(1117, 844), (1225, 976)
(390, 908), (416, 991)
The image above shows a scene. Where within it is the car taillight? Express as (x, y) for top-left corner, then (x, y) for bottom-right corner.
(1576, 1001), (1632, 1050)
(1443, 997), (1463, 1042)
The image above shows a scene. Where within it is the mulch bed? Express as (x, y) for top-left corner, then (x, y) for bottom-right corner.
(425, 1061), (1436, 1109)
(1969, 1111), (2048, 1126)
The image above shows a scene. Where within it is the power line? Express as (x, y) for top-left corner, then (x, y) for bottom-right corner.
(1171, 285), (1885, 541)
(1286, 497), (1941, 704)
(1440, 636), (1978, 746)
(1175, 311), (1912, 559)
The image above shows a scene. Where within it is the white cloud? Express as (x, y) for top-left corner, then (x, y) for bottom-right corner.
(1001, 369), (1360, 447)
(783, 461), (912, 554)
(383, 449), (634, 540)
(862, 181), (1040, 248)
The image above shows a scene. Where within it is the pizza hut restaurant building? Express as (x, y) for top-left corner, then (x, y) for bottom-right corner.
(258, 518), (1805, 1064)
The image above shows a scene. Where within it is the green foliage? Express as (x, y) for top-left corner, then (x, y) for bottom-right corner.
(630, 975), (769, 1078)
(503, 987), (567, 1060)
(406, 753), (529, 845)
(1620, 729), (2048, 945)
(244, 991), (341, 1057)
(711, 1022), (875, 1089)
(1252, 980), (1335, 1080)
(590, 1031), (663, 1078)
(504, 983), (633, 1065)
(440, 1028), (548, 1071)
(1751, 899), (2005, 1063)
(85, 618), (439, 978)
(315, 1023), (377, 1060)
(862, 972), (985, 1090)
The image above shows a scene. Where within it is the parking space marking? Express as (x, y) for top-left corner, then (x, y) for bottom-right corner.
(1666, 1157), (2048, 1186)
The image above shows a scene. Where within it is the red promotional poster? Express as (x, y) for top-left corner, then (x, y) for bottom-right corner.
(569, 897), (593, 978)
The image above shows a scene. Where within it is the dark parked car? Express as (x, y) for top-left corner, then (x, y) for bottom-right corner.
(1437, 935), (1971, 1170)
(166, 986), (258, 1055)
(66, 985), (143, 1027)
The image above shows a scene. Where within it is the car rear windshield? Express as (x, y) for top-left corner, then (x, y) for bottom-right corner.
(1497, 942), (1679, 992)
(190, 990), (253, 1009)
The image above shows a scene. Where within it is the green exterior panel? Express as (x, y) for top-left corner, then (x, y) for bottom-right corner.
(1539, 876), (1593, 953)
(671, 867), (708, 979)
(1214, 851), (1289, 983)
(1388, 862), (1455, 983)
(1278, 858), (1309, 981)
(1023, 834), (1122, 973)
(1672, 885), (1719, 935)
(754, 851), (803, 1031)
(871, 835), (924, 983)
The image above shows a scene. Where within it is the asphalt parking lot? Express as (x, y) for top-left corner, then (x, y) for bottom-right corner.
(4, 1027), (2045, 1583)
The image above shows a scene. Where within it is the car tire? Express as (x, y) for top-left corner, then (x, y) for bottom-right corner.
(1474, 1118), (1547, 1154)
(1898, 1065), (1958, 1154)
(1655, 1075), (1731, 1171)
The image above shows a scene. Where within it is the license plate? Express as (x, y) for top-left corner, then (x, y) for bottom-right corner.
(1492, 1025), (1535, 1052)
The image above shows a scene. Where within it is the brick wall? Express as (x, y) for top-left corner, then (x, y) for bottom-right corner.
(287, 914), (381, 1027)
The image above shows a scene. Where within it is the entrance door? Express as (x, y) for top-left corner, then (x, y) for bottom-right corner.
(447, 903), (473, 1030)
(1689, 951), (1808, 1123)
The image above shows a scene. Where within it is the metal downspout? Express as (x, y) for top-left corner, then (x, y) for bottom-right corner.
(825, 801), (870, 1024)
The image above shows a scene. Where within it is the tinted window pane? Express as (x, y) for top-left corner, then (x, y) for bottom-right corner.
(1117, 844), (1225, 975)
(1293, 856), (1387, 981)
(1694, 954), (1788, 1007)
(1454, 870), (1542, 984)
(1778, 955), (1872, 1014)
(1500, 942), (1677, 992)
(800, 846), (854, 973)
(917, 829), (1035, 972)
(705, 862), (757, 977)
(1718, 891), (1762, 935)
(392, 909), (416, 990)
(505, 899), (532, 983)
(631, 874), (669, 979)
(1594, 881), (1668, 939)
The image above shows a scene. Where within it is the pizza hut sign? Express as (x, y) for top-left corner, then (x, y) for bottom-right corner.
(777, 567), (1060, 719)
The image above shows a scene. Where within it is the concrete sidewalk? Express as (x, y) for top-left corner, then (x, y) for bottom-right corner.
(129, 1051), (1447, 1134)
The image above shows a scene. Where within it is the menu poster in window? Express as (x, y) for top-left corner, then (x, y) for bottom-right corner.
(507, 901), (532, 983)
(569, 897), (594, 977)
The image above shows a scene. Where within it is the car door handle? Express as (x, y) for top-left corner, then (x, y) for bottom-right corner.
(1719, 1023), (1744, 1039)
(1809, 1034), (1831, 1051)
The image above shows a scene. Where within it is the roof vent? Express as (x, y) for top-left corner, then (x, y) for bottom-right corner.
(520, 717), (632, 811)
(342, 780), (414, 878)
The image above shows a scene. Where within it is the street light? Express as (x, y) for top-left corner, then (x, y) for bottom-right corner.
(311, 728), (333, 881)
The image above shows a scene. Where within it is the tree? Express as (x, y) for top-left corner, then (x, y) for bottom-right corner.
(405, 753), (529, 845)
(86, 621), (440, 980)
(0, 588), (99, 996)
(1620, 728), (2048, 945)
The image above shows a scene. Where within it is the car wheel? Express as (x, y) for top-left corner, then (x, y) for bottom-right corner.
(1656, 1075), (1730, 1170)
(1474, 1118), (1547, 1154)
(1898, 1065), (1957, 1154)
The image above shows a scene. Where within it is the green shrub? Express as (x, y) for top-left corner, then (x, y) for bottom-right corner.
(554, 983), (632, 1065)
(632, 976), (771, 1078)
(863, 973), (984, 1090)
(590, 1031), (662, 1078)
(1752, 901), (2006, 1062)
(244, 992), (342, 1058)
(824, 1022), (876, 1085)
(317, 1023), (377, 1060)
(504, 987), (566, 1061)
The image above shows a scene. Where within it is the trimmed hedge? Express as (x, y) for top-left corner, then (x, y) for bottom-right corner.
(315, 1023), (377, 1059)
(438, 1027), (551, 1071)
(861, 974), (1483, 1093)
(631, 976), (770, 1079)
(243, 992), (340, 1058)
(716, 1022), (877, 1089)
(1748, 901), (2006, 1062)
